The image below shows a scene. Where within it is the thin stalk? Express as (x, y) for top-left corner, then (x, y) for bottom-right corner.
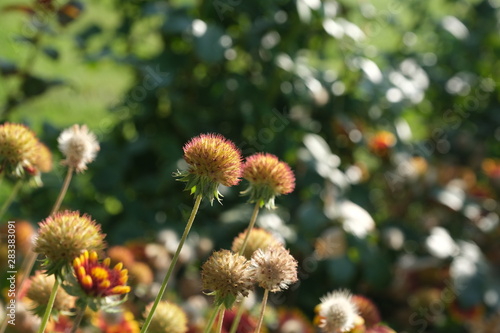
(254, 289), (269, 333)
(0, 179), (23, 221)
(238, 202), (260, 256)
(228, 300), (245, 333)
(50, 166), (74, 215)
(217, 308), (225, 333)
(37, 277), (60, 333)
(141, 195), (203, 333)
(204, 304), (223, 333)
(70, 302), (87, 333)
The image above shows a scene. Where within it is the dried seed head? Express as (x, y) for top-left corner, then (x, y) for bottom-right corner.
(0, 122), (39, 178)
(58, 124), (100, 173)
(250, 243), (298, 292)
(34, 210), (105, 276)
(26, 271), (75, 317)
(242, 153), (295, 209)
(72, 250), (130, 298)
(201, 249), (255, 308)
(231, 227), (280, 259)
(175, 133), (242, 203)
(143, 301), (188, 333)
(317, 290), (358, 333)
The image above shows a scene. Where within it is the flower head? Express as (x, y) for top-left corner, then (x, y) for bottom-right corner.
(231, 227), (280, 259)
(33, 142), (53, 174)
(242, 153), (295, 209)
(34, 210), (106, 276)
(0, 122), (40, 178)
(143, 301), (188, 333)
(73, 250), (130, 297)
(250, 243), (298, 292)
(316, 290), (358, 333)
(175, 133), (243, 204)
(351, 295), (381, 327)
(58, 124), (100, 173)
(201, 249), (255, 308)
(25, 271), (75, 318)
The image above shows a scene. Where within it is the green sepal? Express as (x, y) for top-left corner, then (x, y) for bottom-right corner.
(212, 292), (237, 309)
(241, 184), (277, 209)
(173, 170), (221, 205)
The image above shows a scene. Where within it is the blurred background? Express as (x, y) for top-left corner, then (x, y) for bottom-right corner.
(1, 0), (500, 332)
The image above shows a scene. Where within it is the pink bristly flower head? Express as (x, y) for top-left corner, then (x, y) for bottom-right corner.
(242, 153), (295, 209)
(175, 133), (243, 204)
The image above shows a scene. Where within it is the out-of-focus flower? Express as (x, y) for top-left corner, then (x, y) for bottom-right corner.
(220, 308), (258, 333)
(107, 245), (136, 268)
(46, 314), (78, 333)
(34, 210), (105, 276)
(231, 227), (280, 259)
(201, 249), (255, 308)
(351, 295), (381, 328)
(0, 220), (34, 255)
(482, 158), (500, 179)
(467, 311), (500, 333)
(277, 308), (314, 333)
(241, 153), (295, 209)
(143, 301), (188, 333)
(449, 300), (485, 324)
(175, 133), (242, 203)
(367, 131), (396, 156)
(32, 142), (53, 174)
(316, 290), (358, 333)
(128, 261), (154, 286)
(25, 271), (75, 317)
(58, 124), (100, 173)
(93, 310), (140, 333)
(365, 324), (397, 333)
(251, 243), (298, 293)
(0, 122), (39, 178)
(314, 227), (346, 260)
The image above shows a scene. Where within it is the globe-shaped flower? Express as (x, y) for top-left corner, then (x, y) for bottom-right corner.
(250, 243), (298, 293)
(201, 249), (255, 308)
(175, 133), (243, 204)
(58, 124), (100, 173)
(25, 271), (75, 318)
(32, 142), (53, 174)
(143, 301), (188, 333)
(231, 227), (280, 259)
(34, 210), (105, 276)
(316, 290), (358, 333)
(241, 153), (295, 209)
(0, 122), (39, 178)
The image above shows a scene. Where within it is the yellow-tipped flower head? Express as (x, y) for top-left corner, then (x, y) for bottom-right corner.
(231, 227), (280, 259)
(201, 249), (255, 308)
(143, 301), (188, 333)
(242, 153), (295, 209)
(175, 133), (243, 204)
(34, 210), (105, 276)
(58, 124), (100, 173)
(0, 122), (40, 178)
(250, 243), (298, 292)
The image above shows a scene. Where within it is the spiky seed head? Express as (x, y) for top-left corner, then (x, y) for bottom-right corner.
(231, 227), (280, 259)
(34, 210), (105, 276)
(26, 271), (75, 317)
(317, 290), (358, 333)
(352, 295), (381, 327)
(175, 133), (243, 204)
(71, 250), (130, 298)
(242, 153), (295, 209)
(201, 249), (255, 308)
(58, 124), (100, 173)
(0, 122), (40, 178)
(250, 243), (298, 292)
(143, 301), (188, 333)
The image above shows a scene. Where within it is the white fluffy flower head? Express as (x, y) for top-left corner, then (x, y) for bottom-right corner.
(58, 124), (99, 173)
(318, 290), (358, 333)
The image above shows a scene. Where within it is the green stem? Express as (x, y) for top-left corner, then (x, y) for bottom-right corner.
(204, 304), (223, 333)
(37, 277), (60, 333)
(0, 179), (23, 221)
(70, 302), (87, 333)
(254, 289), (269, 333)
(228, 300), (245, 333)
(238, 202), (261, 256)
(50, 166), (74, 215)
(141, 195), (203, 333)
(217, 308), (225, 333)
